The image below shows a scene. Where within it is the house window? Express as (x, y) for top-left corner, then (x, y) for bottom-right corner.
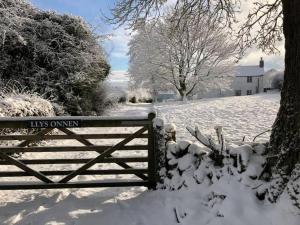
(247, 90), (252, 95)
(247, 76), (252, 83)
(235, 90), (242, 96)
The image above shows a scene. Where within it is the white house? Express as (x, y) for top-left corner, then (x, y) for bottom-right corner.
(233, 58), (264, 96)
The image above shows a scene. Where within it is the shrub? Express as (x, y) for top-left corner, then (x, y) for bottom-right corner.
(0, 81), (55, 148)
(0, 80), (55, 117)
(127, 88), (153, 103)
(118, 96), (127, 103)
(91, 84), (109, 115)
(0, 0), (110, 115)
(0, 93), (55, 117)
(129, 96), (137, 103)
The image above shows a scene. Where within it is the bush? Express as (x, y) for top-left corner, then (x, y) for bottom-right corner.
(0, 80), (55, 117)
(91, 84), (109, 115)
(0, 93), (54, 117)
(129, 96), (137, 103)
(0, 81), (56, 148)
(0, 0), (110, 115)
(118, 96), (127, 103)
(127, 88), (153, 103)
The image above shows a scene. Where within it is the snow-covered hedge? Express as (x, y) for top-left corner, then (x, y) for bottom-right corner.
(0, 0), (110, 115)
(0, 91), (55, 147)
(0, 80), (55, 117)
(153, 119), (300, 219)
(0, 93), (55, 117)
(163, 137), (267, 191)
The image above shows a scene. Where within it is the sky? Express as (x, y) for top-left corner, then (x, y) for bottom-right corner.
(29, 0), (284, 82)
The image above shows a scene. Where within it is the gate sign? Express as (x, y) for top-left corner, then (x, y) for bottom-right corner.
(28, 120), (81, 128)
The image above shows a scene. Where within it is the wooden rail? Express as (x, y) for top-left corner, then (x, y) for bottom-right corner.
(0, 113), (157, 190)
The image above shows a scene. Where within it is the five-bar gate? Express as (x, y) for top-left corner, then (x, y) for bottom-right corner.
(0, 113), (157, 190)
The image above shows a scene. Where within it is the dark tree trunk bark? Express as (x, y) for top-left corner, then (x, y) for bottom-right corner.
(178, 75), (187, 101)
(268, 0), (300, 205)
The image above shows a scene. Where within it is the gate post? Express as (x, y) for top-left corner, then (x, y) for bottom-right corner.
(147, 112), (157, 189)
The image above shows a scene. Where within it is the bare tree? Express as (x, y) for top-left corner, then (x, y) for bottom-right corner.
(237, 0), (282, 54)
(129, 11), (237, 100)
(110, 0), (238, 28)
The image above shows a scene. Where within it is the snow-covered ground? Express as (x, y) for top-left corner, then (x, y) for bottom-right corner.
(111, 92), (280, 142)
(1, 92), (299, 225)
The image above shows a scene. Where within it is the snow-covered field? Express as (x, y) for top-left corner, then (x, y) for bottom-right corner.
(1, 92), (299, 225)
(111, 92), (280, 142)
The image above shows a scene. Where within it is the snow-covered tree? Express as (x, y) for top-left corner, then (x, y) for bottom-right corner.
(0, 0), (110, 115)
(128, 11), (237, 100)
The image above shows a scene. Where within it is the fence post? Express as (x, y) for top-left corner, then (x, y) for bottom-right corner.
(153, 118), (168, 186)
(147, 112), (156, 189)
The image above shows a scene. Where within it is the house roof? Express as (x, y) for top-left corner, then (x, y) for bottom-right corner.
(235, 66), (264, 77)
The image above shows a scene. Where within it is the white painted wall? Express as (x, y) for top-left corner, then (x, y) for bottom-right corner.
(233, 76), (264, 95)
(195, 88), (234, 99)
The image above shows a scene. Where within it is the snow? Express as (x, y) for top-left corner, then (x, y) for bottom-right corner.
(156, 93), (280, 142)
(0, 92), (299, 225)
(167, 141), (179, 155)
(188, 143), (208, 156)
(178, 140), (192, 151)
(164, 123), (176, 133)
(178, 154), (194, 171)
(0, 94), (54, 117)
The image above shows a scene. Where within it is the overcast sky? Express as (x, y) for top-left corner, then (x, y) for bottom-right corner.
(30, 0), (284, 82)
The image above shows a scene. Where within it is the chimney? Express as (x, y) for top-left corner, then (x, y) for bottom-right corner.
(259, 57), (264, 68)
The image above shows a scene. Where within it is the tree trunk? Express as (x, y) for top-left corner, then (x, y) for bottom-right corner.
(268, 0), (300, 204)
(178, 78), (188, 101)
(178, 91), (187, 101)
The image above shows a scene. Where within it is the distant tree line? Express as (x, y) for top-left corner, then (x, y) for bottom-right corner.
(0, 0), (110, 115)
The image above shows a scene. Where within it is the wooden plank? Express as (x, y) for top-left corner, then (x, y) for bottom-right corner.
(0, 152), (53, 183)
(58, 127), (93, 146)
(58, 128), (148, 181)
(59, 126), (148, 183)
(0, 169), (148, 177)
(18, 128), (54, 147)
(0, 116), (150, 128)
(0, 145), (148, 153)
(0, 133), (148, 141)
(0, 157), (149, 165)
(0, 180), (149, 190)
(113, 161), (148, 180)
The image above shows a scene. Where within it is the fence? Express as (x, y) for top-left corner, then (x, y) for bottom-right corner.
(0, 113), (157, 190)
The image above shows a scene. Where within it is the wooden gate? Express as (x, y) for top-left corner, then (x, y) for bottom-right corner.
(0, 113), (157, 190)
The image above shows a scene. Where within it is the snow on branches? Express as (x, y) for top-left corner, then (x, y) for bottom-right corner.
(128, 9), (237, 101)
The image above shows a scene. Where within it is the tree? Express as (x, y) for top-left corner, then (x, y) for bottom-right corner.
(128, 11), (237, 100)
(111, 0), (300, 207)
(0, 0), (110, 115)
(128, 24), (165, 101)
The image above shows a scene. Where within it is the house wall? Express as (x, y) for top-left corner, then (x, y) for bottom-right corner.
(233, 76), (264, 95)
(195, 88), (234, 99)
